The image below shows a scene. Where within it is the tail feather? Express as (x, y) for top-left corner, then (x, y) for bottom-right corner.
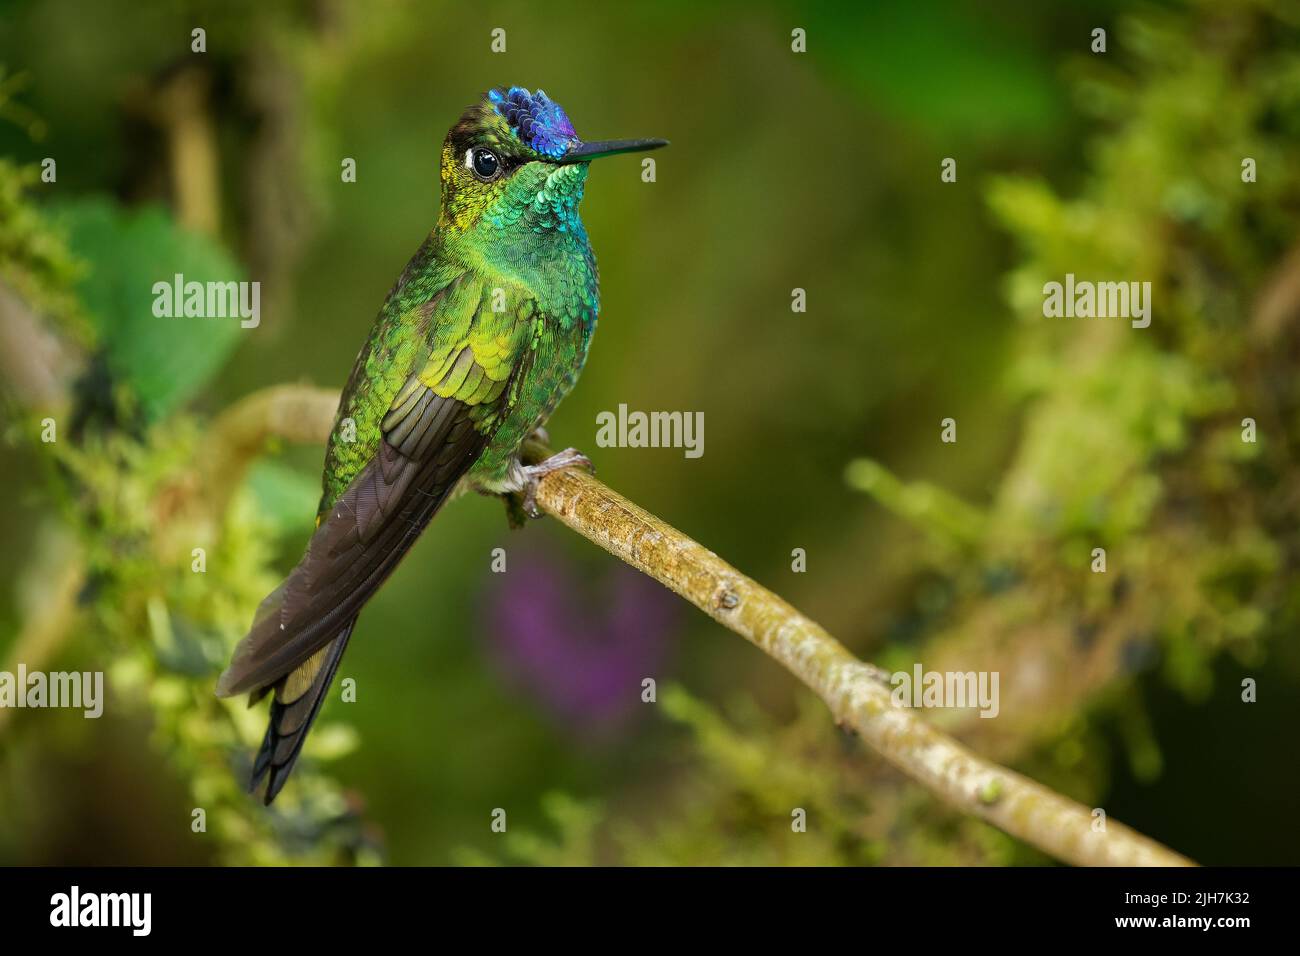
(221, 371), (497, 803)
(251, 618), (356, 805)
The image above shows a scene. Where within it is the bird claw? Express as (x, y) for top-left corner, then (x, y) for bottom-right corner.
(519, 447), (593, 518)
(521, 490), (542, 519)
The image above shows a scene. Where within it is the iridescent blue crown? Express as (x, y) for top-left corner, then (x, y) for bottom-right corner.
(488, 87), (580, 160)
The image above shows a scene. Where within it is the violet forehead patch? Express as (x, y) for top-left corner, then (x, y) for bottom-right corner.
(489, 86), (580, 159)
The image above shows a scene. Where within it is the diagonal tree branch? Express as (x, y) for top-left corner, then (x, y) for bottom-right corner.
(519, 441), (1192, 867)
(227, 383), (1193, 867)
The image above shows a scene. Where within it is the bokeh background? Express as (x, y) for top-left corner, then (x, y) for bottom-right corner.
(2, 0), (1299, 865)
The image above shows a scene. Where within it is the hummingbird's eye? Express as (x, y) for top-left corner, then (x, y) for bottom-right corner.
(468, 147), (501, 182)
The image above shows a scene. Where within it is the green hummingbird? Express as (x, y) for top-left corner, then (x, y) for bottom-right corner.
(216, 86), (666, 804)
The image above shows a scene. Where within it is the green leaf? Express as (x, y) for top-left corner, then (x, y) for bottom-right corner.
(51, 198), (248, 421)
(247, 460), (321, 536)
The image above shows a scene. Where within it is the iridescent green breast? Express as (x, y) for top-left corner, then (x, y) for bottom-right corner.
(318, 223), (598, 511)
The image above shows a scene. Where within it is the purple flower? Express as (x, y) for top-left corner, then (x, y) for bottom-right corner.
(483, 547), (676, 741)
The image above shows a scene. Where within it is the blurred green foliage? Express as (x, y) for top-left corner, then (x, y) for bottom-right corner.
(53, 200), (248, 422)
(2, 0), (1299, 866)
(845, 0), (1300, 864)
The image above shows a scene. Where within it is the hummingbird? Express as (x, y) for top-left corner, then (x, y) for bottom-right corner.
(216, 87), (666, 804)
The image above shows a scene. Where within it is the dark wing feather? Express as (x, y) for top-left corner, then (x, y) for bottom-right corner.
(215, 375), (490, 699)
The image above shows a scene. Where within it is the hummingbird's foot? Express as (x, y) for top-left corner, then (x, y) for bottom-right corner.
(518, 447), (593, 518)
(503, 494), (530, 530)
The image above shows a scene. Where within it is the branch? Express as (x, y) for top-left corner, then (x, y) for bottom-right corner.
(0, 543), (84, 734)
(199, 384), (341, 519)
(0, 280), (82, 410)
(225, 384), (1195, 867)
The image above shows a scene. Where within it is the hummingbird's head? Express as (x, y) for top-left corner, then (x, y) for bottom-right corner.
(437, 87), (666, 240)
